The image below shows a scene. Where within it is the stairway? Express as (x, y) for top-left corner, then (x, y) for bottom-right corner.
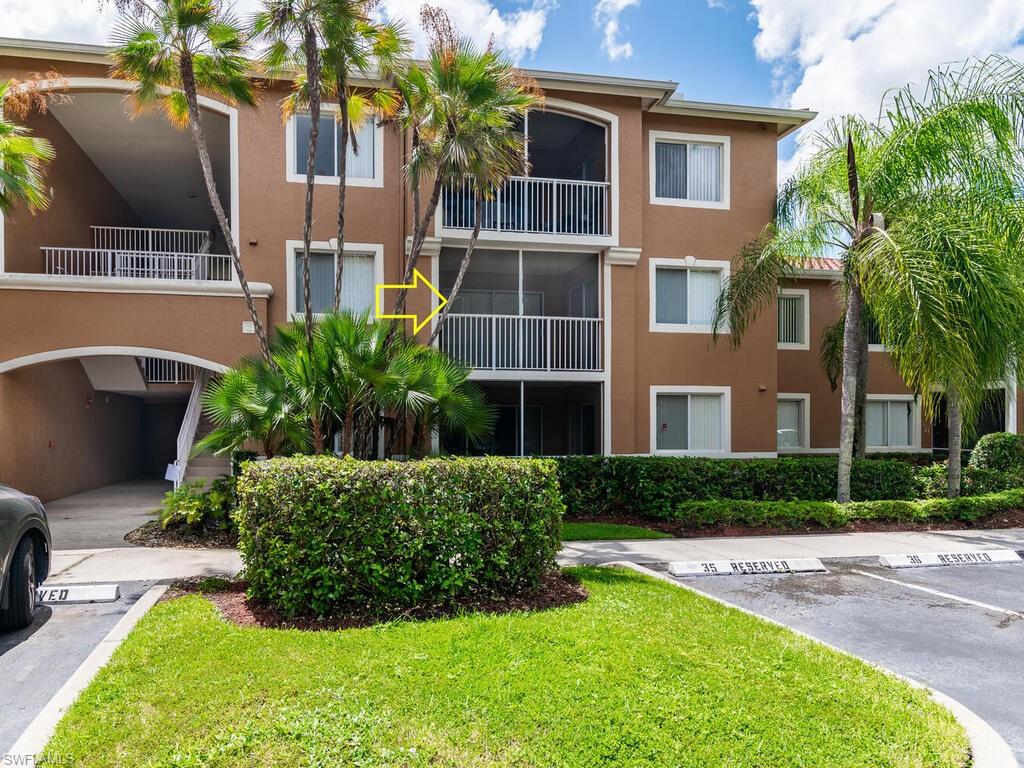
(180, 413), (232, 487)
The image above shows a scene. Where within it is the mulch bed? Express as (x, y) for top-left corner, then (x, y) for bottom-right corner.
(166, 570), (588, 631)
(125, 520), (238, 549)
(567, 507), (1024, 539)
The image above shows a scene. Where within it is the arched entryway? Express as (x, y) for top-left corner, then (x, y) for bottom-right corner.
(0, 347), (225, 507)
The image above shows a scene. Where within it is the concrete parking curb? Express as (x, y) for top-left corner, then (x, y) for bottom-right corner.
(2, 583), (168, 763)
(604, 561), (1018, 768)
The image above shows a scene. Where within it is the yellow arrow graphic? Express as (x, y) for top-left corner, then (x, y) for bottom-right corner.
(375, 268), (448, 334)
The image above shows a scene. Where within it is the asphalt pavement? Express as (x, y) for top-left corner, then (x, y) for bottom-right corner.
(660, 557), (1024, 761)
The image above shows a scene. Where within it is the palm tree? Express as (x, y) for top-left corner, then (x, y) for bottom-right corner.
(0, 80), (55, 215)
(196, 361), (310, 458)
(713, 56), (1024, 502)
(252, 0), (329, 355)
(392, 7), (541, 321)
(423, 29), (541, 343)
(319, 9), (406, 311)
(111, 0), (270, 361)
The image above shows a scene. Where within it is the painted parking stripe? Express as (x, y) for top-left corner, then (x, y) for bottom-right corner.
(35, 583), (120, 604)
(879, 550), (1022, 569)
(668, 558), (826, 577)
(850, 569), (1023, 619)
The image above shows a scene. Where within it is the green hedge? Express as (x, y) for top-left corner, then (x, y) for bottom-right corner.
(969, 433), (1024, 474)
(669, 488), (1024, 530)
(235, 456), (564, 618)
(555, 456), (918, 519)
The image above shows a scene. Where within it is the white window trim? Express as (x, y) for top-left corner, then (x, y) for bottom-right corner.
(649, 130), (731, 210)
(649, 385), (732, 456)
(776, 393), (810, 452)
(777, 288), (810, 350)
(648, 256), (730, 334)
(285, 106), (384, 188)
(865, 393), (921, 451)
(284, 239), (384, 319)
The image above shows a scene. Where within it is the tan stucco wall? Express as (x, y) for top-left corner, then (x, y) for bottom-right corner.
(0, 288), (268, 369)
(0, 359), (142, 501)
(777, 278), (929, 450)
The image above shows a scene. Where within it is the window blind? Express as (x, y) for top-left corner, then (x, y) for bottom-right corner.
(777, 400), (803, 449)
(295, 252), (375, 314)
(295, 114), (376, 180)
(656, 393), (723, 452)
(778, 294), (805, 345)
(655, 268), (688, 324)
(654, 140), (722, 202)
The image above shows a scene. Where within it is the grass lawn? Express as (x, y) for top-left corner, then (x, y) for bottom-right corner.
(562, 521), (671, 540)
(43, 568), (967, 768)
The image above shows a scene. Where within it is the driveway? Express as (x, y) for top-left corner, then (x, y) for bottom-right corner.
(660, 557), (1024, 761)
(45, 479), (169, 549)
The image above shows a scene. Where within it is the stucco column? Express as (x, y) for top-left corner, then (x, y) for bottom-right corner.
(605, 247), (641, 454)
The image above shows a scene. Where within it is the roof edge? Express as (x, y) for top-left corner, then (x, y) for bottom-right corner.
(652, 97), (816, 137)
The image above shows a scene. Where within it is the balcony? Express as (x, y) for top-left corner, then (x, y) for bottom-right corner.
(436, 247), (603, 374)
(41, 226), (232, 282)
(439, 108), (611, 241)
(441, 176), (611, 238)
(438, 314), (603, 372)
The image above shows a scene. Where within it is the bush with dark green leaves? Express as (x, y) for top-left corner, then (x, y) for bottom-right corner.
(968, 433), (1024, 475)
(912, 459), (1020, 498)
(159, 477), (237, 532)
(669, 489), (1024, 530)
(554, 455), (918, 519)
(236, 456), (563, 618)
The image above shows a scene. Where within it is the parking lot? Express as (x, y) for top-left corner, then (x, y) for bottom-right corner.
(660, 557), (1024, 760)
(0, 580), (153, 754)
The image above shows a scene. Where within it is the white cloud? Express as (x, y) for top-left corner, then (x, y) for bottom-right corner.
(0, 0), (552, 62)
(593, 0), (639, 61)
(748, 0), (1024, 178)
(376, 0), (554, 62)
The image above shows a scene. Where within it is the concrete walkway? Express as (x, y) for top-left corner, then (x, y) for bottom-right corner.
(45, 479), (169, 549)
(47, 547), (242, 584)
(558, 527), (1024, 565)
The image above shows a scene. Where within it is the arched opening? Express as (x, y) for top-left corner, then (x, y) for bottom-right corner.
(1, 80), (237, 278)
(0, 348), (225, 508)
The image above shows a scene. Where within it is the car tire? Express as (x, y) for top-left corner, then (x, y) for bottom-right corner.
(0, 536), (37, 630)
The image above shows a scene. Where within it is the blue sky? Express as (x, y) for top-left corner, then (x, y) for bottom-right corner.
(6, 0), (1024, 173)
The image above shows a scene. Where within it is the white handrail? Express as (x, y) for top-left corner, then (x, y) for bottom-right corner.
(437, 314), (603, 371)
(42, 247), (232, 281)
(442, 176), (611, 237)
(171, 369), (210, 488)
(141, 357), (196, 384)
(92, 225), (211, 254)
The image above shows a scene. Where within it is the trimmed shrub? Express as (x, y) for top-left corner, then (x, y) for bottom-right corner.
(911, 459), (1020, 499)
(555, 455), (918, 519)
(969, 432), (1024, 474)
(668, 489), (1024, 530)
(236, 456), (564, 618)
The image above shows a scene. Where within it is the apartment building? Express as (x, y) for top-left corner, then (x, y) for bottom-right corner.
(1, 37), (1019, 501)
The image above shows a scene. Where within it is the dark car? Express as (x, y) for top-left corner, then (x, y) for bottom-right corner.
(0, 486), (51, 629)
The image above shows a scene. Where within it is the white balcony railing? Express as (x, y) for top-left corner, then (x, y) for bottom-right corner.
(92, 225), (211, 254)
(42, 248), (233, 281)
(437, 314), (603, 372)
(442, 176), (611, 237)
(141, 358), (196, 384)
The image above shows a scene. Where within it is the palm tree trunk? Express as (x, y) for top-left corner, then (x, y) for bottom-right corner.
(179, 54), (270, 361)
(854, 328), (869, 458)
(837, 280), (865, 503)
(301, 22), (321, 354)
(947, 386), (963, 499)
(429, 194), (483, 344)
(333, 80), (349, 311)
(343, 406), (354, 456)
(394, 174), (444, 316)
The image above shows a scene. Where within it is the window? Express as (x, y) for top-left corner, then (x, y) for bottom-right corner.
(866, 398), (916, 448)
(865, 312), (883, 347)
(650, 259), (727, 332)
(292, 113), (378, 184)
(777, 395), (809, 451)
(650, 387), (731, 454)
(292, 250), (375, 315)
(777, 289), (809, 349)
(650, 131), (730, 209)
